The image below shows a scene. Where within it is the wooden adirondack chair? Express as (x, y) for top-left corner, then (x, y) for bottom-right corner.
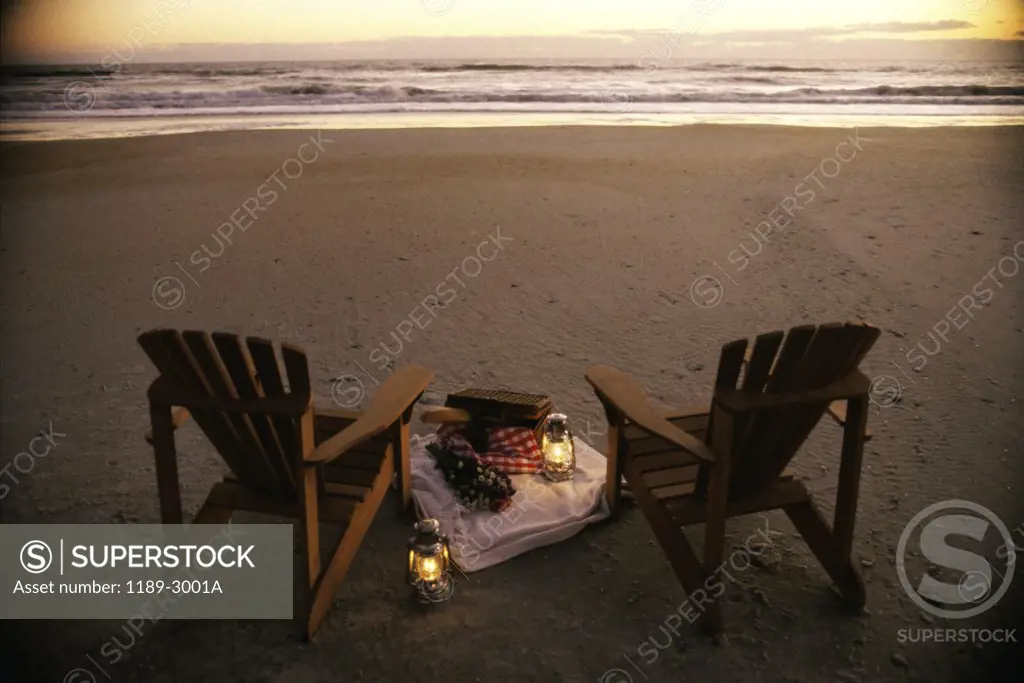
(138, 329), (433, 640)
(585, 322), (879, 635)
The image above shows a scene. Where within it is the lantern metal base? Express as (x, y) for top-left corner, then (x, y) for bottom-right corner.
(543, 467), (574, 482)
(413, 575), (455, 604)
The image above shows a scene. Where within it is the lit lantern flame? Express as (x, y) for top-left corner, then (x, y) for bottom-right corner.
(416, 554), (441, 583)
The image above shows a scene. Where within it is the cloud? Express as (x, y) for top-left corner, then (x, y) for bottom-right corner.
(590, 19), (976, 43)
(842, 20), (975, 33)
(7, 20), (1017, 64)
(30, 35), (1016, 64)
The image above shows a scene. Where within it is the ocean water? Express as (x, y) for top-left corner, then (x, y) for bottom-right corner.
(2, 59), (1023, 140)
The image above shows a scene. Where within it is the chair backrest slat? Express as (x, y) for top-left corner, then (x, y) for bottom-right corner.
(179, 331), (287, 496)
(714, 339), (748, 392)
(716, 322), (878, 497)
(245, 337), (302, 482)
(737, 323), (855, 488)
(725, 324), (817, 490)
(280, 343), (312, 397)
(140, 330), (266, 491)
(732, 329), (786, 443)
(244, 339), (301, 483)
(757, 323), (878, 486)
(694, 338), (750, 493)
(762, 325), (819, 392)
(740, 331), (785, 393)
(212, 333), (296, 495)
(788, 323), (856, 389)
(139, 329), (314, 498)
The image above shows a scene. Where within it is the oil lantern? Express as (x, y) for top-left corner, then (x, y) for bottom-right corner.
(407, 518), (454, 603)
(540, 413), (576, 482)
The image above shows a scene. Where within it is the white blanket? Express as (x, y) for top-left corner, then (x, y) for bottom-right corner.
(409, 434), (611, 572)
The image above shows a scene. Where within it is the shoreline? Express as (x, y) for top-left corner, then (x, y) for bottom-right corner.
(1, 123), (1022, 156)
(3, 110), (1024, 142)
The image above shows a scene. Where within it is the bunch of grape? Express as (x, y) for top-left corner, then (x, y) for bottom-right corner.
(427, 440), (516, 512)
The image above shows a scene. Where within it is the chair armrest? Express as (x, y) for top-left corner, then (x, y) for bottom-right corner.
(307, 365), (434, 463)
(584, 365), (715, 462)
(419, 407), (471, 424)
(144, 408), (191, 444)
(714, 370), (871, 414)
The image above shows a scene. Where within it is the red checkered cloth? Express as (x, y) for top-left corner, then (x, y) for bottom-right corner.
(436, 424), (544, 474)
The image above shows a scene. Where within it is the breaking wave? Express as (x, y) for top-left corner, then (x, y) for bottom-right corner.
(2, 59), (1022, 118)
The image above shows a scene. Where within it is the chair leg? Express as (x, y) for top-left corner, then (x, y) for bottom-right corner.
(299, 466), (322, 641)
(393, 415), (412, 512)
(623, 462), (715, 631)
(598, 404), (626, 519)
(785, 499), (866, 610)
(605, 421), (625, 518)
(305, 505), (375, 639)
(305, 451), (394, 640)
(149, 402), (183, 525)
(659, 511), (721, 634)
(700, 405), (733, 636)
(655, 515), (711, 617)
(833, 394), (868, 562)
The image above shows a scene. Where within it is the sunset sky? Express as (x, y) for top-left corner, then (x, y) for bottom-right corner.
(2, 0), (1022, 63)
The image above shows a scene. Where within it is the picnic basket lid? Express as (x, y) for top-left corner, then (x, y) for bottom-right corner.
(445, 388), (553, 419)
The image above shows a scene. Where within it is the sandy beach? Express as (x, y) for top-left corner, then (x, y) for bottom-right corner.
(1, 125), (1022, 682)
